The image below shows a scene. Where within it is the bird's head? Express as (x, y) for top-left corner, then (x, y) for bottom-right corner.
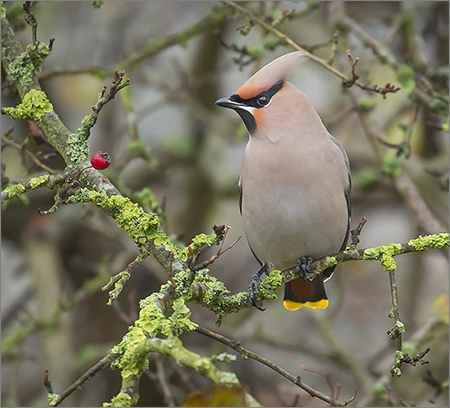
(216, 51), (308, 136)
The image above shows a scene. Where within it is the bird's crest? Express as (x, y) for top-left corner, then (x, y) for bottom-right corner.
(236, 51), (307, 99)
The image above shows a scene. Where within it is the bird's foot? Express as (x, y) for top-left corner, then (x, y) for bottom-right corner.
(296, 256), (315, 281)
(248, 264), (268, 311)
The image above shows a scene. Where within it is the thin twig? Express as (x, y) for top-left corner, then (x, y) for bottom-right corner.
(168, 252), (176, 287)
(350, 216), (367, 248)
(1, 135), (55, 174)
(102, 254), (146, 305)
(195, 325), (356, 407)
(1, 173), (66, 204)
(348, 91), (447, 235)
(387, 269), (403, 352)
(47, 353), (116, 407)
(154, 356), (177, 407)
(23, 1), (38, 45)
(78, 70), (130, 140)
(191, 226), (241, 271)
(376, 104), (420, 158)
(223, 1), (400, 97)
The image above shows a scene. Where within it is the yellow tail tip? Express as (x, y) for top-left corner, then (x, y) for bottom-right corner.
(283, 298), (329, 311)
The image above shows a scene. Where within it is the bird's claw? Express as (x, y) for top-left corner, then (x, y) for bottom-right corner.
(248, 268), (267, 311)
(296, 256), (314, 281)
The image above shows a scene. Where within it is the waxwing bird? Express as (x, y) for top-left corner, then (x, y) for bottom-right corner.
(216, 51), (351, 311)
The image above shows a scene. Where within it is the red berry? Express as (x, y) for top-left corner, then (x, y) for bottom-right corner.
(90, 151), (111, 170)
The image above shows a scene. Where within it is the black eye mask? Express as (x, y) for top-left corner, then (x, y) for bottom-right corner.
(230, 80), (284, 109)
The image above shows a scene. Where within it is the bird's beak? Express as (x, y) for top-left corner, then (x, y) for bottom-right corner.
(215, 96), (243, 110)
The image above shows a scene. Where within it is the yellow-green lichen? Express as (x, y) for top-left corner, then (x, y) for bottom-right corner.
(395, 320), (405, 334)
(84, 191), (165, 247)
(408, 233), (449, 251)
(169, 298), (198, 335)
(394, 350), (404, 363)
(136, 301), (171, 338)
(176, 231), (222, 262)
(3, 182), (26, 199)
(2, 89), (53, 121)
(1, 3), (6, 19)
(113, 327), (150, 378)
(103, 392), (132, 407)
(265, 270), (283, 289)
(46, 393), (59, 406)
(363, 243), (403, 271)
(29, 174), (50, 188)
(76, 190), (223, 263)
(380, 253), (397, 271)
(323, 256), (338, 268)
(136, 298), (196, 339)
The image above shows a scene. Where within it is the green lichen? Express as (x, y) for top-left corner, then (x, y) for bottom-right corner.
(194, 274), (231, 306)
(395, 320), (405, 334)
(136, 298), (196, 339)
(1, 3), (6, 19)
(2, 89), (53, 121)
(29, 174), (50, 188)
(103, 392), (132, 407)
(3, 182), (26, 199)
(394, 350), (404, 363)
(214, 352), (237, 364)
(112, 298), (197, 381)
(218, 371), (239, 384)
(7, 43), (51, 90)
(136, 301), (170, 338)
(113, 326), (150, 378)
(323, 256), (338, 268)
(380, 253), (397, 271)
(67, 133), (90, 164)
(264, 270), (283, 289)
(76, 190), (223, 263)
(85, 191), (168, 251)
(46, 393), (59, 406)
(77, 114), (97, 140)
(169, 298), (198, 334)
(408, 233), (449, 251)
(363, 243), (402, 271)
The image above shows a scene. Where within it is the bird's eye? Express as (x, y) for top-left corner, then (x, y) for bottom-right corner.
(257, 95), (269, 106)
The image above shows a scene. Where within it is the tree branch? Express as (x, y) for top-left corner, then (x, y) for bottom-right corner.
(195, 325), (357, 407)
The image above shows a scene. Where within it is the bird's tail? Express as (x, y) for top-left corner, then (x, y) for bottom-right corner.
(283, 275), (329, 310)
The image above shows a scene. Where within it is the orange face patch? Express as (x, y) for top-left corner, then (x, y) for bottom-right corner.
(251, 108), (265, 128)
(235, 85), (265, 100)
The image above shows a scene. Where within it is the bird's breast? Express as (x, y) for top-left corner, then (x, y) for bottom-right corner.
(240, 138), (348, 270)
